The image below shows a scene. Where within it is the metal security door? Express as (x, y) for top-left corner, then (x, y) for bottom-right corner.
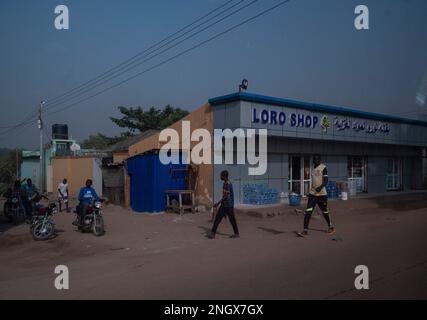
(386, 158), (402, 191)
(289, 155), (312, 196)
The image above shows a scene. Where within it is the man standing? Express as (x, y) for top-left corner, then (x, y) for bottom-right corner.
(9, 180), (30, 218)
(58, 178), (69, 212)
(297, 155), (335, 237)
(22, 178), (38, 199)
(207, 170), (239, 239)
(22, 178), (38, 218)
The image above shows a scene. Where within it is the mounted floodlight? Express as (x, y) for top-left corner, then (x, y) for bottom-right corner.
(239, 79), (248, 92)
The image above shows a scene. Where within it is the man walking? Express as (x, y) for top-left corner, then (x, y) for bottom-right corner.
(58, 178), (69, 212)
(207, 170), (239, 239)
(297, 155), (335, 237)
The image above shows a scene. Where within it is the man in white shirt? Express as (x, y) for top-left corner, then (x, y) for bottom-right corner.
(58, 178), (69, 212)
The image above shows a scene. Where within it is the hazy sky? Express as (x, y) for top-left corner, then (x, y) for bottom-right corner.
(1, 0), (427, 149)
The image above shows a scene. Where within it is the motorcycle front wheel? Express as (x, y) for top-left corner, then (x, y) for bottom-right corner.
(92, 217), (104, 236)
(31, 221), (55, 241)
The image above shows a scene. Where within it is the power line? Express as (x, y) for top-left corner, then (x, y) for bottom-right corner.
(1, 0), (292, 139)
(0, 103), (41, 139)
(44, 0), (238, 107)
(0, 0), (239, 135)
(0, 0), (245, 136)
(0, 120), (35, 142)
(43, 0), (291, 118)
(0, 107), (38, 129)
(44, 0), (253, 112)
(0, 112), (37, 138)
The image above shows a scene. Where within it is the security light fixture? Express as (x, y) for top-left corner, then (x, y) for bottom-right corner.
(239, 79), (248, 92)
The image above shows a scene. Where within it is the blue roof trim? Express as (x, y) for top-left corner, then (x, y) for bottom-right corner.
(208, 92), (427, 128)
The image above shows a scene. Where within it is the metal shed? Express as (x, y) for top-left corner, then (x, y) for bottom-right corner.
(126, 152), (186, 213)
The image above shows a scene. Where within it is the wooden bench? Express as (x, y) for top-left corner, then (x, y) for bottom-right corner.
(165, 189), (195, 215)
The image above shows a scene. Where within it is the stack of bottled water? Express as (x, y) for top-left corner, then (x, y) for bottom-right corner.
(242, 184), (280, 205)
(326, 181), (339, 199)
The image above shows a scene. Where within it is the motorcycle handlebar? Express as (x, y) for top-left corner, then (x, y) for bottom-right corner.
(31, 193), (49, 202)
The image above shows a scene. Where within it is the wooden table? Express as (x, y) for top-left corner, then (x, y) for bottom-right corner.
(165, 190), (195, 215)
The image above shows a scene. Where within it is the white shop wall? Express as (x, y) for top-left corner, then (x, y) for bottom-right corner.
(212, 101), (426, 203)
(212, 138), (423, 204)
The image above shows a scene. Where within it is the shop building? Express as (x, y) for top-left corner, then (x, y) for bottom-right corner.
(209, 92), (427, 203)
(127, 92), (427, 211)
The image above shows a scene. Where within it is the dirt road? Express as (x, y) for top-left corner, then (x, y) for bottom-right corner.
(1, 192), (426, 299)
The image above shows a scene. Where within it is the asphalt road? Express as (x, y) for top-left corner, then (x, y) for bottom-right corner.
(0, 192), (426, 299)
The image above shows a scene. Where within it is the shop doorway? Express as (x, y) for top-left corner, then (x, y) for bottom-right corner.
(386, 158), (402, 191)
(288, 155), (312, 196)
(347, 156), (367, 193)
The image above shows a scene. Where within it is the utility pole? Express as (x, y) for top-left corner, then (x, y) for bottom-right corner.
(38, 101), (45, 192)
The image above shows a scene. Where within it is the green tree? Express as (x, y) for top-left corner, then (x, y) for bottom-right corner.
(81, 105), (189, 150)
(81, 132), (131, 150)
(0, 149), (20, 193)
(110, 104), (189, 133)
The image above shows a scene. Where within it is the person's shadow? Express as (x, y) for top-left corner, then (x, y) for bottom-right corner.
(198, 226), (231, 237)
(0, 216), (23, 233)
(257, 227), (285, 235)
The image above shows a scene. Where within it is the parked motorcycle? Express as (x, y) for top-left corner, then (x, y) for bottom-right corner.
(75, 199), (105, 236)
(30, 198), (58, 241)
(3, 189), (26, 225)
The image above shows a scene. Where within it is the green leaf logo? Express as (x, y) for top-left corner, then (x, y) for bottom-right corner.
(321, 116), (331, 132)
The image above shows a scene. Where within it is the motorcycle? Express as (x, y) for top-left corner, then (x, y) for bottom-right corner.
(3, 189), (26, 225)
(30, 198), (58, 241)
(75, 199), (105, 236)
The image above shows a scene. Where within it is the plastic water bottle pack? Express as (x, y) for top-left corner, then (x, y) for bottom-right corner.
(242, 184), (280, 205)
(325, 181), (340, 199)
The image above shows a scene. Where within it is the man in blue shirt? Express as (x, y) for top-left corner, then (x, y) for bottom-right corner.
(22, 179), (38, 218)
(73, 179), (100, 225)
(22, 178), (38, 199)
(207, 170), (239, 239)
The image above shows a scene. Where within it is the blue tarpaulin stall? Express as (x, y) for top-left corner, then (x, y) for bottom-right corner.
(126, 152), (187, 213)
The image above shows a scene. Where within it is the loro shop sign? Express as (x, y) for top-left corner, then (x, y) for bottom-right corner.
(252, 108), (319, 129)
(252, 107), (390, 134)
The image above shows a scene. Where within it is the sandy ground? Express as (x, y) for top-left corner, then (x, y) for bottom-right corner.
(0, 192), (427, 300)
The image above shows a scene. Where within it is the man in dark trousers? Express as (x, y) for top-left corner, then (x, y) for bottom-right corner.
(207, 170), (240, 239)
(73, 179), (100, 226)
(297, 155), (335, 237)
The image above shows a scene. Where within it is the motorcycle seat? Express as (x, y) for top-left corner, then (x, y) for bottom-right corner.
(35, 207), (47, 215)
